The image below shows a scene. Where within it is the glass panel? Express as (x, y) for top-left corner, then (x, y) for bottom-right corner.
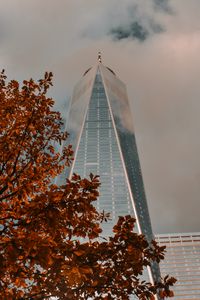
(72, 72), (135, 238)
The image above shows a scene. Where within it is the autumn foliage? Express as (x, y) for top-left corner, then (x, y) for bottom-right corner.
(0, 71), (176, 299)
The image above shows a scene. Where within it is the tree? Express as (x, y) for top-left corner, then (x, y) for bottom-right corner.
(0, 71), (176, 299)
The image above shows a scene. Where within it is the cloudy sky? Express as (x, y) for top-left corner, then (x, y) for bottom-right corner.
(1, 0), (200, 234)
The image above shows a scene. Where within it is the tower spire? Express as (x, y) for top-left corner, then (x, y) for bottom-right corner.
(98, 51), (102, 63)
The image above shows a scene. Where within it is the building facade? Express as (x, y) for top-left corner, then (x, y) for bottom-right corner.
(61, 59), (154, 238)
(58, 57), (160, 292)
(156, 232), (200, 299)
(58, 57), (200, 299)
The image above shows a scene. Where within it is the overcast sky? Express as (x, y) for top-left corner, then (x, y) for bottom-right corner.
(1, 0), (200, 234)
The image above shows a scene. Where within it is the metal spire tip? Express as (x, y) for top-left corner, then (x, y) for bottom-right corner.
(98, 51), (102, 63)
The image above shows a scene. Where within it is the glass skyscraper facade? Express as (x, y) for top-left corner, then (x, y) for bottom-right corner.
(57, 58), (200, 299)
(58, 59), (160, 293)
(156, 232), (200, 299)
(61, 61), (154, 238)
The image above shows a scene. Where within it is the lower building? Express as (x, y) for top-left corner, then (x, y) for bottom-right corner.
(156, 232), (200, 299)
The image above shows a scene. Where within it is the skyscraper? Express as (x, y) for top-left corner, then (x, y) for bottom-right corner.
(59, 55), (160, 289)
(156, 232), (200, 299)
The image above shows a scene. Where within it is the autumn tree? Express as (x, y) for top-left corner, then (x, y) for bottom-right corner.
(0, 70), (176, 299)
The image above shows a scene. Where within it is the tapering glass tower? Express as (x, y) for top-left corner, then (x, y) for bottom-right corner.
(59, 55), (160, 288)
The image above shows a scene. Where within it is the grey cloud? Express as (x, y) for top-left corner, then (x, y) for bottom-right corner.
(110, 22), (149, 42)
(153, 0), (173, 14)
(109, 20), (164, 41)
(79, 1), (167, 42)
(149, 19), (164, 34)
(105, 1), (166, 42)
